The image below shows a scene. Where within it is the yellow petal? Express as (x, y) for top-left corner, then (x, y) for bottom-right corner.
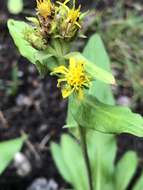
(69, 57), (76, 69)
(52, 66), (69, 75)
(62, 86), (74, 98)
(75, 21), (81, 28)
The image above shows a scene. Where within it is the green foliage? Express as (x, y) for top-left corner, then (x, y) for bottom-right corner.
(51, 33), (142, 190)
(83, 34), (115, 104)
(0, 136), (25, 174)
(133, 172), (143, 190)
(7, 19), (57, 74)
(51, 132), (115, 190)
(51, 135), (89, 190)
(74, 94), (143, 137)
(51, 132), (139, 190)
(94, 1), (143, 103)
(114, 151), (138, 190)
(6, 63), (20, 96)
(87, 131), (116, 190)
(7, 5), (143, 189)
(7, 0), (23, 14)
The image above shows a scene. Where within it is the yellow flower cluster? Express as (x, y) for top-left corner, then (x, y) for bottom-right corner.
(36, 0), (84, 39)
(51, 57), (91, 99)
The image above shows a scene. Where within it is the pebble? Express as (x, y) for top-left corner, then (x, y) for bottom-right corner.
(27, 178), (58, 190)
(16, 94), (33, 106)
(14, 152), (31, 177)
(117, 96), (131, 106)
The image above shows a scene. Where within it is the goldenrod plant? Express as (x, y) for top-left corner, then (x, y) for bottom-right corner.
(7, 0), (143, 189)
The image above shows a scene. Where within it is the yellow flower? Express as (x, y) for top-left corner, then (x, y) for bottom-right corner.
(36, 0), (53, 18)
(66, 5), (81, 28)
(57, 0), (81, 27)
(51, 57), (90, 99)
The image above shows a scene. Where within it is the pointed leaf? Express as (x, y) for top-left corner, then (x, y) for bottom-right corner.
(87, 131), (115, 190)
(7, 19), (57, 72)
(133, 172), (143, 190)
(74, 95), (143, 137)
(83, 33), (115, 104)
(51, 143), (72, 183)
(0, 137), (25, 174)
(114, 151), (138, 190)
(61, 135), (88, 190)
(51, 135), (89, 190)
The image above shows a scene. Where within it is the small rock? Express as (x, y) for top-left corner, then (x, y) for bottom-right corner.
(16, 94), (33, 106)
(48, 179), (58, 190)
(27, 178), (58, 190)
(28, 65), (36, 74)
(14, 152), (31, 177)
(18, 71), (24, 77)
(117, 96), (131, 106)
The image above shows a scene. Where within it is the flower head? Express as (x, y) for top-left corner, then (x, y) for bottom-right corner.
(56, 0), (82, 38)
(51, 57), (90, 98)
(36, 0), (54, 19)
(66, 5), (81, 28)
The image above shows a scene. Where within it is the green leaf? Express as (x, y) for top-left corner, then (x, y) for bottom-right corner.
(133, 172), (143, 190)
(7, 19), (38, 64)
(51, 135), (89, 190)
(114, 151), (138, 190)
(74, 95), (143, 137)
(8, 0), (23, 14)
(50, 143), (72, 183)
(87, 131), (116, 190)
(0, 136), (25, 174)
(61, 135), (89, 190)
(83, 33), (115, 105)
(7, 19), (57, 73)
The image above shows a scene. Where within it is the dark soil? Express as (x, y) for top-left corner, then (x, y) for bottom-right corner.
(1, 0), (143, 190)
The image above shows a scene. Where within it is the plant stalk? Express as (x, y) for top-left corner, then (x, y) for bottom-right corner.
(78, 126), (93, 190)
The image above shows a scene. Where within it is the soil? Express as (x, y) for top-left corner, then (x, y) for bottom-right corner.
(0, 0), (143, 190)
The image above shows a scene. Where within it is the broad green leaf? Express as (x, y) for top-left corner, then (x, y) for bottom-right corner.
(0, 136), (25, 174)
(83, 33), (115, 105)
(83, 33), (116, 190)
(8, 19), (38, 64)
(51, 143), (72, 183)
(61, 135), (89, 190)
(133, 172), (143, 190)
(51, 135), (89, 190)
(51, 131), (116, 190)
(7, 19), (57, 72)
(74, 95), (143, 137)
(8, 0), (23, 14)
(114, 151), (138, 190)
(87, 131), (116, 190)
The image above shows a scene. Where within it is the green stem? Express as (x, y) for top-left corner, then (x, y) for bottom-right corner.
(78, 126), (93, 190)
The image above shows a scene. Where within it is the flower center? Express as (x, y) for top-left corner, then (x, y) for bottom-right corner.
(66, 63), (88, 88)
